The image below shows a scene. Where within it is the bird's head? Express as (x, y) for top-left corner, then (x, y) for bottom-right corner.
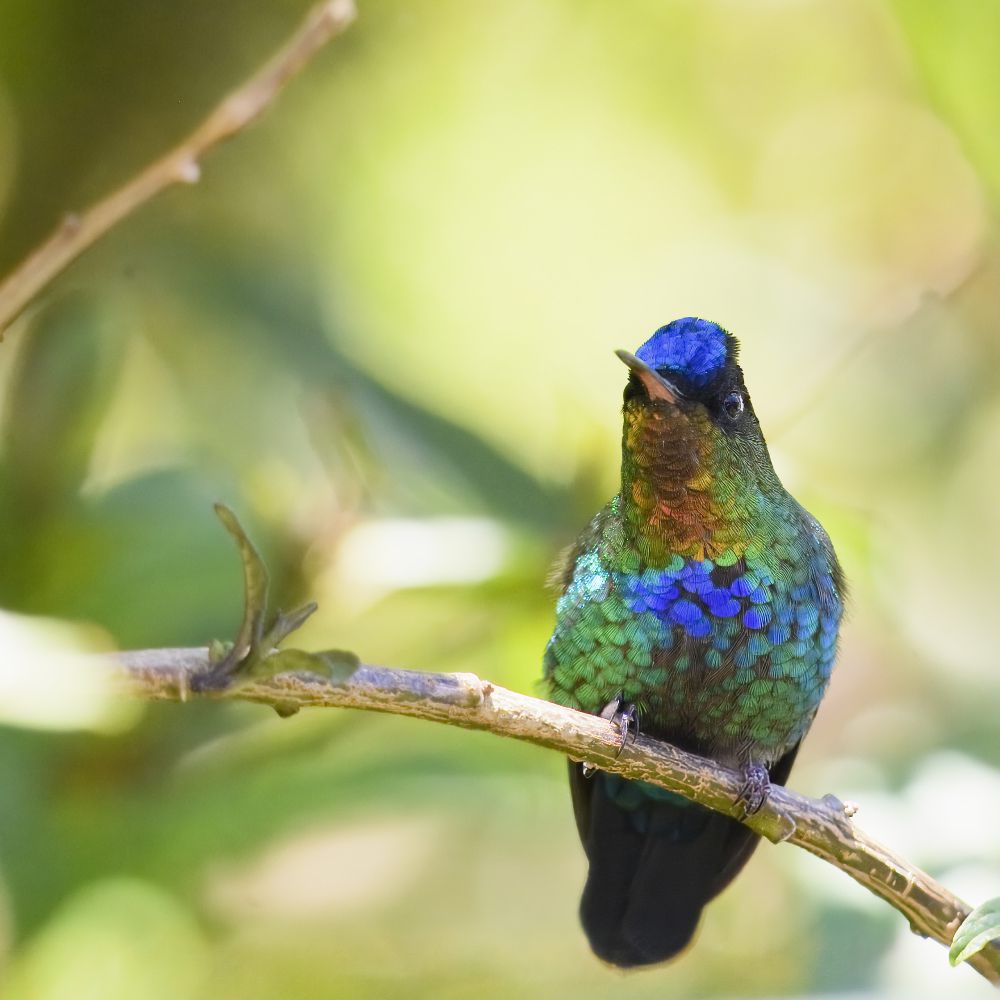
(615, 318), (779, 558)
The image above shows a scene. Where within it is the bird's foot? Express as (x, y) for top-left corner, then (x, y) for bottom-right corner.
(736, 762), (771, 817)
(599, 696), (640, 757)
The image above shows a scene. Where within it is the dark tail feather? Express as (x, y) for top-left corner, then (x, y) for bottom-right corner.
(569, 745), (799, 968)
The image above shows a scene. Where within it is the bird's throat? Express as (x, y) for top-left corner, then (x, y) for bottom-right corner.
(617, 403), (754, 565)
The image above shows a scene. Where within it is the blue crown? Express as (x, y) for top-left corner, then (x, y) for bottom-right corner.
(635, 318), (731, 388)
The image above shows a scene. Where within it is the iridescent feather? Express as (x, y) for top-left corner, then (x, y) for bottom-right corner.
(544, 318), (844, 966)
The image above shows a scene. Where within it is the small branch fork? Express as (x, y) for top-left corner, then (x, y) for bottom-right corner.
(0, 0), (357, 338)
(113, 645), (1000, 985)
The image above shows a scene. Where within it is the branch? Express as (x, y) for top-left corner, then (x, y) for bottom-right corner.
(0, 0), (357, 339)
(113, 645), (1000, 985)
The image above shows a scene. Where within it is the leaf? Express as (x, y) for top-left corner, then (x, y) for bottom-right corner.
(261, 602), (318, 648)
(195, 505), (361, 697)
(891, 1), (1000, 202)
(263, 647), (360, 684)
(2, 294), (124, 510)
(949, 897), (1000, 966)
(213, 503), (269, 657)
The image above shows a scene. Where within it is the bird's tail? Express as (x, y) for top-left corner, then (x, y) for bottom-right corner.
(568, 747), (799, 967)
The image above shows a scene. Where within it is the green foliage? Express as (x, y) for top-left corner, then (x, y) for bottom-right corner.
(2, 294), (122, 508)
(950, 898), (1000, 968)
(3, 879), (207, 1000)
(205, 504), (359, 698)
(891, 0), (1000, 202)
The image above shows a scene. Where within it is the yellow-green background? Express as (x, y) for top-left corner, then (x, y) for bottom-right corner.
(0, 1), (998, 997)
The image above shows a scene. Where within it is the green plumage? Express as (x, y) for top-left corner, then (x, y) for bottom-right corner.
(544, 318), (844, 967)
(545, 495), (841, 761)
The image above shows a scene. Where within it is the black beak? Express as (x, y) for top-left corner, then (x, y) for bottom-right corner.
(615, 350), (681, 403)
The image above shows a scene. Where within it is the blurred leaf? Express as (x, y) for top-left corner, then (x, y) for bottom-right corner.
(892, 0), (1000, 202)
(949, 897), (1000, 967)
(4, 878), (207, 1000)
(0, 609), (134, 733)
(1, 293), (122, 512)
(19, 470), (240, 646)
(150, 244), (579, 532)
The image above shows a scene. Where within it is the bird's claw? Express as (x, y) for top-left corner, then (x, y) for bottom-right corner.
(736, 762), (771, 817)
(599, 696), (640, 757)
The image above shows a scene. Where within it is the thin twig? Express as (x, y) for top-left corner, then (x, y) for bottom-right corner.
(0, 0), (357, 339)
(113, 646), (1000, 985)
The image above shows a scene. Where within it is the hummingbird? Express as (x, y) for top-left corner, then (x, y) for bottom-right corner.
(544, 317), (844, 967)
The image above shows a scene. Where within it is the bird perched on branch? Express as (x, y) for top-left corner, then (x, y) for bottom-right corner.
(544, 318), (843, 968)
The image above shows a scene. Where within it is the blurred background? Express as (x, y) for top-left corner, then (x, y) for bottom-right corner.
(0, 1), (998, 997)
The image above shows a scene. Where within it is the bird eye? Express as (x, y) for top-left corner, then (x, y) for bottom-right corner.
(722, 391), (744, 419)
